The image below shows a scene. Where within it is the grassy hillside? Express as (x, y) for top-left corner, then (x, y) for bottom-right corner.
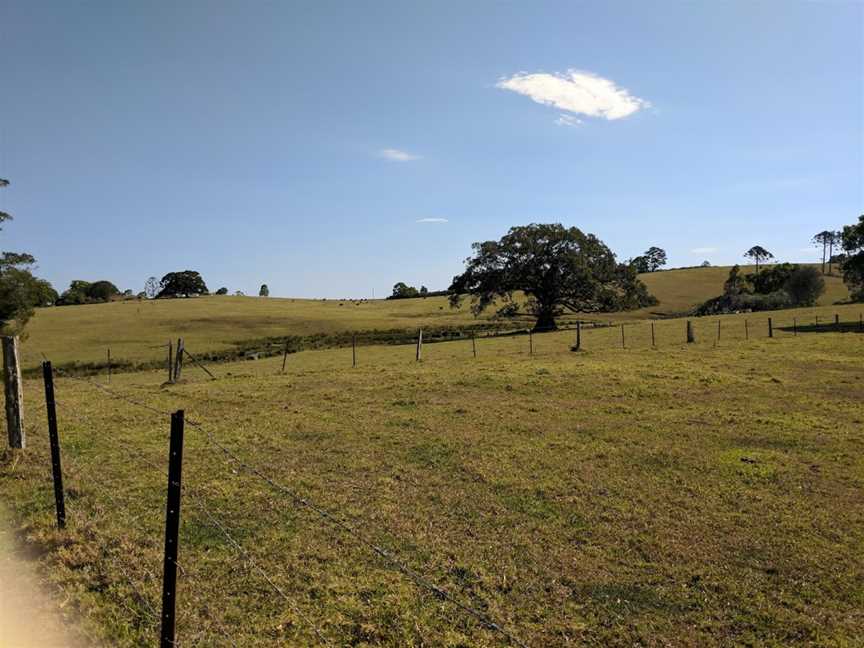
(19, 265), (850, 370)
(3, 312), (862, 646)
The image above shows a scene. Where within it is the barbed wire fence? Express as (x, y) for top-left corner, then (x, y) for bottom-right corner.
(4, 309), (861, 645)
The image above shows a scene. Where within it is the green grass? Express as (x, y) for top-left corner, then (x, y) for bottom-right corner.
(2, 306), (862, 646)
(19, 265), (850, 371)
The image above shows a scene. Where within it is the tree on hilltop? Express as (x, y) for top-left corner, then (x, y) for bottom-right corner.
(744, 246), (774, 273)
(259, 284), (269, 297)
(157, 271), (208, 298)
(448, 223), (656, 331)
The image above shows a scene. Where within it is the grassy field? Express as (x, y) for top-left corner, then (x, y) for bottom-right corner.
(2, 304), (862, 646)
(19, 265), (850, 371)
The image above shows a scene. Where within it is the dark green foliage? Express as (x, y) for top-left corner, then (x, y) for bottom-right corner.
(697, 263), (824, 314)
(215, 287), (229, 295)
(390, 282), (419, 299)
(157, 271), (209, 298)
(629, 255), (649, 273)
(841, 215), (864, 301)
(259, 284), (269, 297)
(0, 269), (58, 329)
(744, 246), (774, 273)
(784, 266), (824, 307)
(449, 223), (657, 330)
(630, 247), (667, 274)
(57, 279), (120, 305)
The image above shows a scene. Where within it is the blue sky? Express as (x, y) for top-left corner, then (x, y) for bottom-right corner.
(2, 1), (861, 298)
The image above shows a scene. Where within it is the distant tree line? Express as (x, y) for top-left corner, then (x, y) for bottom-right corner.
(388, 282), (448, 299)
(697, 263), (825, 315)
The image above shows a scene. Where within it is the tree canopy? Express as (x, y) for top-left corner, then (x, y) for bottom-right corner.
(157, 271), (209, 298)
(390, 282), (420, 299)
(744, 246), (774, 273)
(630, 246), (667, 273)
(259, 284), (270, 297)
(448, 223), (657, 330)
(841, 215), (864, 301)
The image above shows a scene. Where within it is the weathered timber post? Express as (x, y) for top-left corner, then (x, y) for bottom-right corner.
(686, 321), (695, 344)
(471, 333), (477, 358)
(651, 321), (655, 348)
(160, 410), (185, 648)
(717, 320), (721, 343)
(416, 329), (423, 362)
(768, 318), (774, 338)
(42, 361), (66, 529)
(173, 338), (184, 381)
(745, 319), (749, 340)
(835, 314), (840, 331)
(620, 324), (625, 349)
(529, 330), (533, 355)
(793, 318), (797, 336)
(352, 334), (356, 368)
(167, 341), (174, 383)
(3, 336), (24, 448)
(572, 321), (582, 352)
(107, 348), (112, 383)
(281, 341), (289, 373)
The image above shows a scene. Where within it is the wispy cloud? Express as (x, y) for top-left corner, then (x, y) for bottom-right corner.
(691, 247), (717, 254)
(416, 218), (448, 223)
(496, 69), (649, 123)
(554, 114), (582, 127)
(379, 148), (421, 162)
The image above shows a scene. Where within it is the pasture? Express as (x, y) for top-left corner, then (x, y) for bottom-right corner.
(18, 265), (849, 371)
(2, 303), (862, 646)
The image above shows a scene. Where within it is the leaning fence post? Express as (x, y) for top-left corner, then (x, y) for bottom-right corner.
(167, 341), (174, 383)
(173, 338), (184, 381)
(3, 336), (24, 449)
(768, 318), (774, 338)
(160, 410), (185, 648)
(416, 329), (423, 362)
(686, 321), (695, 344)
(42, 361), (66, 529)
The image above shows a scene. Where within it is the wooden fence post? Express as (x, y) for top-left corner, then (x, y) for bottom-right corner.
(173, 338), (184, 381)
(650, 321), (655, 348)
(793, 317), (797, 336)
(160, 410), (185, 648)
(352, 334), (357, 368)
(3, 336), (24, 448)
(281, 341), (289, 373)
(572, 321), (582, 352)
(471, 333), (477, 358)
(768, 318), (773, 338)
(745, 319), (749, 340)
(620, 324), (625, 349)
(529, 330), (533, 355)
(835, 313), (840, 331)
(686, 321), (695, 344)
(416, 329), (423, 362)
(42, 361), (66, 529)
(167, 341), (174, 383)
(107, 348), (111, 384)
(717, 320), (721, 343)
(860, 313), (863, 331)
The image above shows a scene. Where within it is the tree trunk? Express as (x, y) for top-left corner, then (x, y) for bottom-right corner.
(828, 239), (834, 275)
(533, 309), (556, 332)
(822, 241), (827, 274)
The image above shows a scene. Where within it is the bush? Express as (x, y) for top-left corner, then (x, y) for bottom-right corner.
(784, 266), (824, 307)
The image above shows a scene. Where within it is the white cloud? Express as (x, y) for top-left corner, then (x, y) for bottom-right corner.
(554, 114), (582, 127)
(691, 247), (717, 254)
(416, 218), (448, 223)
(379, 148), (421, 161)
(496, 69), (649, 122)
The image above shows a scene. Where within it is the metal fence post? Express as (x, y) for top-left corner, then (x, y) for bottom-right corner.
(41, 361), (66, 529)
(160, 410), (185, 648)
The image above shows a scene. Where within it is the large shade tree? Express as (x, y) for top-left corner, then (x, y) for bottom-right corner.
(157, 271), (209, 298)
(448, 223), (656, 331)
